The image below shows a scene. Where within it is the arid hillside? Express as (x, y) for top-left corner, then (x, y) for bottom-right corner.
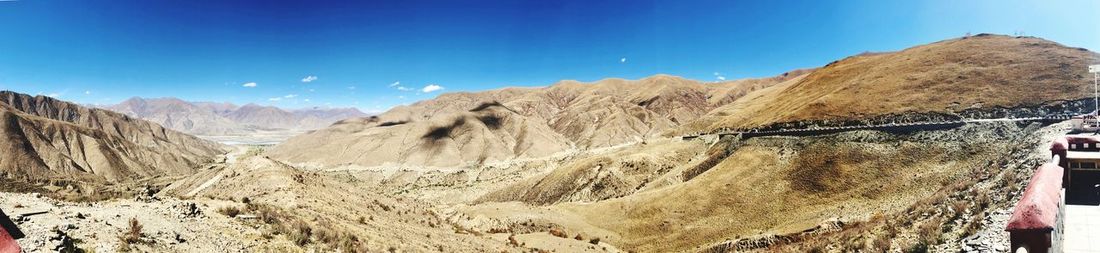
(268, 72), (807, 167)
(0, 91), (224, 185)
(681, 34), (1100, 133)
(107, 97), (367, 135)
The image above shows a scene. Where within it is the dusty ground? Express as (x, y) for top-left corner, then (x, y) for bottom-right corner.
(370, 121), (1066, 252)
(3, 193), (259, 252)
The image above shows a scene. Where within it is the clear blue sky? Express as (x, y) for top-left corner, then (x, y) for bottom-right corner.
(0, 0), (1097, 112)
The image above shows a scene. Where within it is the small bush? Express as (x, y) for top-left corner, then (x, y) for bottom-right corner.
(905, 241), (929, 253)
(588, 237), (600, 245)
(917, 219), (942, 244)
(122, 218), (143, 243)
(218, 206), (241, 218)
(507, 234), (520, 247)
(315, 226), (338, 244)
(290, 221), (312, 246)
(872, 236), (891, 251)
(549, 228), (567, 238)
(574, 234), (584, 241)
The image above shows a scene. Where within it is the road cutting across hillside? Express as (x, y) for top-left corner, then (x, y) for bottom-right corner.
(682, 115), (1072, 140)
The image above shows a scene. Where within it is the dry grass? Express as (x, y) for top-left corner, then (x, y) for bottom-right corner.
(690, 34), (1098, 133)
(217, 206), (241, 218)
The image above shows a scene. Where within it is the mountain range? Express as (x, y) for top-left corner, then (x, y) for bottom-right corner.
(104, 97), (368, 135)
(0, 91), (224, 185)
(269, 34), (1099, 168)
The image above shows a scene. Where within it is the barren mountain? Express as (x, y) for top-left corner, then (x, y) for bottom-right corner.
(106, 98), (368, 135)
(681, 34), (1100, 133)
(107, 97), (247, 135)
(268, 73), (806, 167)
(0, 91), (224, 185)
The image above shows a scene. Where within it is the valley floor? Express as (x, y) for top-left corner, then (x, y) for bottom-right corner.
(0, 121), (1073, 252)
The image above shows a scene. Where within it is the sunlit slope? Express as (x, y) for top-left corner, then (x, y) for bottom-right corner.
(683, 34), (1099, 133)
(268, 73), (804, 167)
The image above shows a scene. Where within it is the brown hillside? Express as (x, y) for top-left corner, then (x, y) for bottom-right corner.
(684, 34), (1099, 133)
(0, 91), (225, 184)
(268, 73), (805, 167)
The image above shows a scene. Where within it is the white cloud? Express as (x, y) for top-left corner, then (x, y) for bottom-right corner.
(84, 90), (91, 95)
(46, 93), (61, 98)
(396, 86), (412, 91)
(284, 94), (298, 98)
(713, 72), (726, 81)
(398, 95), (405, 99)
(301, 75), (318, 83)
(620, 57), (627, 63)
(268, 97), (282, 101)
(242, 82), (257, 88)
(347, 86), (356, 90)
(717, 76), (726, 81)
(308, 89), (316, 92)
(303, 99), (311, 102)
(421, 84), (444, 93)
(389, 81), (400, 87)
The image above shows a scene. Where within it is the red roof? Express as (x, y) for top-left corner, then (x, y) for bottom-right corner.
(1005, 163), (1064, 231)
(1051, 137), (1069, 151)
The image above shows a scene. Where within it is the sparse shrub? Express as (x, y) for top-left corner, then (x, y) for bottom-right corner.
(120, 217), (143, 245)
(588, 237), (600, 245)
(124, 217), (143, 243)
(507, 234), (520, 247)
(975, 190), (991, 209)
(574, 234), (584, 241)
(373, 199), (392, 212)
(872, 236), (891, 251)
(218, 206), (241, 218)
(290, 221), (312, 246)
(357, 216), (366, 224)
(917, 219), (942, 244)
(950, 200), (968, 221)
(905, 241), (929, 253)
(549, 228), (567, 238)
(316, 226), (338, 244)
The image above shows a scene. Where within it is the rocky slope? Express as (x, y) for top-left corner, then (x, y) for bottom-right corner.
(268, 72), (808, 167)
(0, 91), (224, 184)
(106, 97), (367, 135)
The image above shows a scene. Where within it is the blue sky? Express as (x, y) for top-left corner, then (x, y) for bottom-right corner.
(0, 0), (1097, 112)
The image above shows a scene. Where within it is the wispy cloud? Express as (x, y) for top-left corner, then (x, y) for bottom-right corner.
(84, 90), (91, 95)
(396, 86), (412, 91)
(347, 86), (356, 90)
(421, 84), (444, 93)
(284, 94), (298, 98)
(242, 82), (257, 88)
(620, 57), (627, 63)
(268, 97), (282, 101)
(301, 75), (318, 83)
(713, 72), (726, 81)
(389, 81), (400, 87)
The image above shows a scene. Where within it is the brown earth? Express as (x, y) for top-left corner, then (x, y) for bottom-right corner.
(679, 34), (1100, 134)
(0, 91), (224, 186)
(268, 72), (808, 168)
